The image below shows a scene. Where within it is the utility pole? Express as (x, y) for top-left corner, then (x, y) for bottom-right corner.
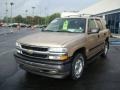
(5, 0), (8, 24)
(39, 2), (42, 25)
(0, 1), (2, 22)
(10, 2), (14, 23)
(10, 2), (14, 32)
(45, 7), (47, 25)
(32, 7), (35, 25)
(25, 10), (28, 24)
(45, 6), (49, 25)
(32, 7), (35, 17)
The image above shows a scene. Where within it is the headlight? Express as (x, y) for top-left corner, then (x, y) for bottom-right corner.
(16, 49), (22, 54)
(49, 47), (68, 60)
(49, 47), (67, 53)
(16, 42), (21, 48)
(16, 42), (22, 54)
(49, 54), (68, 61)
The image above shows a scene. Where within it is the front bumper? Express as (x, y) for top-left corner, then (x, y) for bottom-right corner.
(14, 53), (71, 79)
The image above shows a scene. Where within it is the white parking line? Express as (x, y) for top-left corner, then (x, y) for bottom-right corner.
(0, 49), (15, 56)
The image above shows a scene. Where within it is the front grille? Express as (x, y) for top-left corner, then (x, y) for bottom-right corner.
(22, 51), (48, 59)
(21, 44), (48, 52)
(20, 44), (49, 59)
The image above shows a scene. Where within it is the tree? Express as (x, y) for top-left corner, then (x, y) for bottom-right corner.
(3, 13), (60, 25)
(14, 15), (23, 23)
(48, 13), (60, 23)
(26, 16), (33, 25)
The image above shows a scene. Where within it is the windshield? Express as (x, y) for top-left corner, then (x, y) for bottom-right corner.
(45, 18), (86, 33)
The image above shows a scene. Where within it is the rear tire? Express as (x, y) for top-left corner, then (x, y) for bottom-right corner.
(101, 41), (109, 57)
(71, 53), (85, 80)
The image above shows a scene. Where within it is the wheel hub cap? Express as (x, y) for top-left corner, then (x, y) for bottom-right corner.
(105, 44), (108, 55)
(75, 57), (83, 78)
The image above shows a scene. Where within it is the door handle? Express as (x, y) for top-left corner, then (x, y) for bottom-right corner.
(104, 33), (106, 36)
(98, 34), (100, 38)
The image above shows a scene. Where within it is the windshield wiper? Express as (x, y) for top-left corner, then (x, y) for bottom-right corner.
(42, 30), (55, 32)
(57, 30), (72, 33)
(43, 30), (72, 33)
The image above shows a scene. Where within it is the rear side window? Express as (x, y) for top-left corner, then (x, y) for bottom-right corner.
(95, 19), (103, 30)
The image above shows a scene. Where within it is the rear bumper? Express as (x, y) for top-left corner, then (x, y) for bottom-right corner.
(14, 53), (71, 79)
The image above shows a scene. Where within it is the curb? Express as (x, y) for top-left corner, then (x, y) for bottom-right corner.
(111, 34), (120, 39)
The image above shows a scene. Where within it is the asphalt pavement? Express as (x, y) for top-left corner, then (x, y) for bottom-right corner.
(0, 27), (120, 90)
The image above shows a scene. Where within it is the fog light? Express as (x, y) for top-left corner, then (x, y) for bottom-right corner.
(49, 70), (58, 74)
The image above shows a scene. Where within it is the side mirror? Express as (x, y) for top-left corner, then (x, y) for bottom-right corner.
(106, 24), (109, 29)
(88, 28), (99, 34)
(40, 25), (47, 31)
(41, 27), (45, 31)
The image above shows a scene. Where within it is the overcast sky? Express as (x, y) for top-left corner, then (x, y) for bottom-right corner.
(0, 0), (99, 18)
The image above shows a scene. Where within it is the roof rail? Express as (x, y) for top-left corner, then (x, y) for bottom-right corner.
(61, 12), (93, 18)
(68, 14), (91, 17)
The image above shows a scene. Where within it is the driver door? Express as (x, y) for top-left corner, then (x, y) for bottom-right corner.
(86, 19), (100, 59)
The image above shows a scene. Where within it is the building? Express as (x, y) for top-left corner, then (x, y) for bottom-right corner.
(79, 0), (120, 34)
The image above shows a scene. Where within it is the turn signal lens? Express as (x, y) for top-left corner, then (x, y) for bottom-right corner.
(59, 55), (69, 61)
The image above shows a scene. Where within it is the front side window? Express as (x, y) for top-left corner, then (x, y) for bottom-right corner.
(45, 18), (86, 33)
(88, 19), (97, 33)
(88, 19), (97, 29)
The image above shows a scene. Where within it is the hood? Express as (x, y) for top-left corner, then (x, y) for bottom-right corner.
(18, 32), (85, 47)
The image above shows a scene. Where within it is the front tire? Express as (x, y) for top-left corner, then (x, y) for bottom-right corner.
(71, 53), (85, 80)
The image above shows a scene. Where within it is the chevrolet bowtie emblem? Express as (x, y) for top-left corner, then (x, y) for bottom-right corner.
(27, 50), (33, 54)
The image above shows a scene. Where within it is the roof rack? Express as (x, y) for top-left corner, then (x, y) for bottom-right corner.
(61, 11), (103, 18)
(61, 12), (93, 18)
(68, 14), (92, 17)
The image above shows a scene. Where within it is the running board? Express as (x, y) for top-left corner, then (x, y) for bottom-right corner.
(86, 50), (104, 64)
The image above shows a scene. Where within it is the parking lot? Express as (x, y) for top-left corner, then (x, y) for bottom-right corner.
(0, 27), (120, 90)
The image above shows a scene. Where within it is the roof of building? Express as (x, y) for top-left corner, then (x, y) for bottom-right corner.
(79, 0), (120, 15)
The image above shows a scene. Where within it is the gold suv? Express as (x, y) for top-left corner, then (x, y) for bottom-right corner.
(14, 16), (110, 80)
